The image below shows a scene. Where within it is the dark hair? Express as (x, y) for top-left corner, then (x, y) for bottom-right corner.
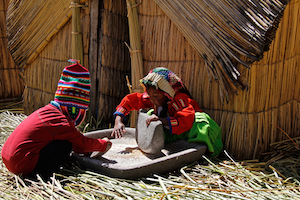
(179, 84), (193, 99)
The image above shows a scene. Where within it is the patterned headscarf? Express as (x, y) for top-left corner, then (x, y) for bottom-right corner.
(140, 67), (183, 99)
(54, 59), (90, 126)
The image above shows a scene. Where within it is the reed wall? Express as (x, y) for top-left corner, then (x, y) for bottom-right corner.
(215, 0), (300, 159)
(20, 0), (130, 125)
(91, 0), (130, 124)
(23, 0), (90, 113)
(0, 0), (23, 101)
(5, 0), (299, 160)
(136, 0), (300, 159)
(6, 0), (75, 69)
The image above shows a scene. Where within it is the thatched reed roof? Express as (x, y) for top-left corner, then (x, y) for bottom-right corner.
(6, 0), (289, 99)
(153, 0), (290, 99)
(134, 0), (299, 160)
(6, 0), (131, 125)
(6, 0), (88, 70)
(6, 0), (290, 102)
(0, 0), (23, 100)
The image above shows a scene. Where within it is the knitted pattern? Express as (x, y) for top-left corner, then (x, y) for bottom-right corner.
(60, 105), (87, 126)
(54, 60), (90, 109)
(141, 67), (183, 99)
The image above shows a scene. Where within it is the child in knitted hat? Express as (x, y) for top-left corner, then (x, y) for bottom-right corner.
(1, 60), (111, 181)
(112, 67), (223, 157)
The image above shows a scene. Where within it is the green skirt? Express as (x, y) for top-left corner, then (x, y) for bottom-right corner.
(164, 112), (223, 157)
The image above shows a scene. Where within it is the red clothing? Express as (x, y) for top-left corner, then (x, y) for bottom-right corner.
(1, 104), (108, 176)
(115, 92), (202, 135)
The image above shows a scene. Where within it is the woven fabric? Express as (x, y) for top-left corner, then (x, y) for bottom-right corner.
(141, 67), (183, 99)
(54, 60), (90, 109)
(60, 105), (87, 126)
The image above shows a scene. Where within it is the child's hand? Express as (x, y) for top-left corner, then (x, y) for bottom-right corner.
(146, 114), (159, 126)
(111, 116), (126, 138)
(112, 123), (126, 138)
(102, 137), (112, 145)
(90, 137), (112, 158)
(102, 137), (112, 152)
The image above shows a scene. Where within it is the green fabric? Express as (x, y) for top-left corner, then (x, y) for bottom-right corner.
(146, 109), (155, 115)
(164, 129), (188, 143)
(187, 112), (223, 157)
(146, 109), (223, 157)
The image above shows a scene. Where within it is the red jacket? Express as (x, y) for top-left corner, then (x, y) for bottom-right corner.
(114, 92), (202, 135)
(1, 104), (108, 176)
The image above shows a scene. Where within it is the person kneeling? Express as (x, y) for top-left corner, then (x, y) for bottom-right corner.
(1, 60), (111, 181)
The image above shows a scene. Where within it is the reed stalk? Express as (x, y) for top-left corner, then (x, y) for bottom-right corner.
(2, 110), (300, 199)
(126, 0), (144, 127)
(71, 0), (84, 63)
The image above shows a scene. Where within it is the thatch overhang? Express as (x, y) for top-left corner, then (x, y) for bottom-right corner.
(0, 0), (23, 101)
(134, 0), (298, 160)
(4, 0), (92, 114)
(6, 0), (290, 99)
(153, 0), (290, 100)
(6, 0), (88, 69)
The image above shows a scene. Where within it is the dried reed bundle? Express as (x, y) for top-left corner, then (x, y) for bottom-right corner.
(126, 0), (144, 127)
(261, 131), (300, 179)
(0, 111), (26, 136)
(88, 1), (131, 124)
(0, 65), (23, 99)
(0, 101), (23, 114)
(152, 0), (290, 99)
(0, 0), (24, 99)
(71, 0), (84, 63)
(1, 110), (300, 199)
(6, 0), (88, 69)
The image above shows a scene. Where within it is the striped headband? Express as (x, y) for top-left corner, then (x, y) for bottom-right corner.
(141, 67), (183, 99)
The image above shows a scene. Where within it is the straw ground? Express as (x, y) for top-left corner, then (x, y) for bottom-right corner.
(1, 105), (300, 199)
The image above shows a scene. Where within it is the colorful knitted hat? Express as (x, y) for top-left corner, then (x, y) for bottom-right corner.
(54, 59), (90, 109)
(141, 67), (183, 99)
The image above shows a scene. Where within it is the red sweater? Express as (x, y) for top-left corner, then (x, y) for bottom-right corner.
(1, 104), (108, 176)
(115, 92), (202, 135)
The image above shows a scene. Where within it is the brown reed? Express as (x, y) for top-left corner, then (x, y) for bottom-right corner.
(4, 0), (300, 161)
(0, 0), (23, 100)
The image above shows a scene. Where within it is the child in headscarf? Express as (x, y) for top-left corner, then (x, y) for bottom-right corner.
(1, 60), (111, 180)
(112, 67), (223, 157)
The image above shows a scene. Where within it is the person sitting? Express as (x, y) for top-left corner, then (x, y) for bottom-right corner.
(1, 60), (112, 180)
(111, 67), (223, 157)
